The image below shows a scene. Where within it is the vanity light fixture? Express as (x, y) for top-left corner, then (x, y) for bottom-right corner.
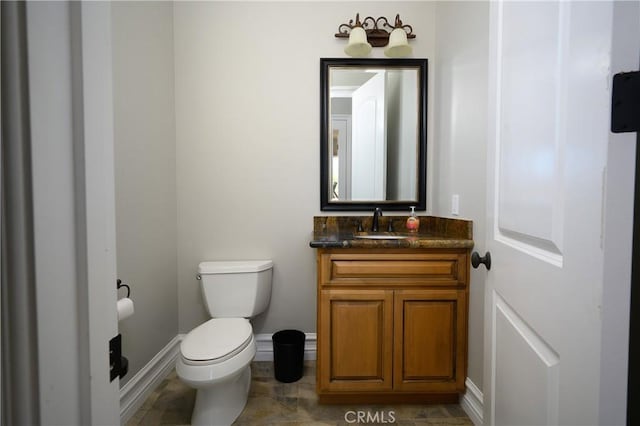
(336, 13), (415, 58)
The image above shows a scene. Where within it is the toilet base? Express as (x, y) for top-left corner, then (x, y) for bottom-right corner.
(191, 365), (251, 426)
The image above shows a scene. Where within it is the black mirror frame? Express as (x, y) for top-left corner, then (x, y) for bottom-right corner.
(320, 58), (428, 211)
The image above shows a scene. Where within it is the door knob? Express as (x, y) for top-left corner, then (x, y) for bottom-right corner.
(471, 251), (491, 270)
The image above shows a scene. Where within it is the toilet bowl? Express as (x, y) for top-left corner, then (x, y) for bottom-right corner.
(176, 260), (273, 426)
(177, 318), (256, 425)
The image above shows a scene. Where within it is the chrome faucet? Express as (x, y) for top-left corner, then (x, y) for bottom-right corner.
(371, 208), (383, 232)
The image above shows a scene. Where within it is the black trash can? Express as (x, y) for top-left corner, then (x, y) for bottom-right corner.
(272, 330), (305, 383)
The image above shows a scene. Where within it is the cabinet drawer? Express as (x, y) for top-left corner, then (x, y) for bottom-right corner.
(319, 251), (468, 287)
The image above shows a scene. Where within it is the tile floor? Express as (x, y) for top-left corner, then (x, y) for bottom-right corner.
(126, 361), (473, 426)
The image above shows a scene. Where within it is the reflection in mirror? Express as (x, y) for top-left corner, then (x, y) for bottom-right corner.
(320, 58), (427, 211)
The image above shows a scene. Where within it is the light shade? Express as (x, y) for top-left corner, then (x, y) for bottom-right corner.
(384, 27), (412, 58)
(344, 26), (372, 57)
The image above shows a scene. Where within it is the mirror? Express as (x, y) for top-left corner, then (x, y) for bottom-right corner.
(320, 58), (427, 211)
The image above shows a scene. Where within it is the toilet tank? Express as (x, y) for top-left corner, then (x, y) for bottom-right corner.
(197, 260), (273, 318)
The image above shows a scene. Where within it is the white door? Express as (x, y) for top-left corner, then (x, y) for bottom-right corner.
(483, 2), (629, 425)
(351, 72), (387, 200)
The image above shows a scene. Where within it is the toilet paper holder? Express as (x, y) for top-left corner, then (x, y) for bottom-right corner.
(117, 279), (131, 298)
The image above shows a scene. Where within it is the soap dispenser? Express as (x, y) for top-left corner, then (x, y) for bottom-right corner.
(406, 206), (420, 233)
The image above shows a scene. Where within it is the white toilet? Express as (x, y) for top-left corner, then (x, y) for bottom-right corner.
(176, 260), (273, 426)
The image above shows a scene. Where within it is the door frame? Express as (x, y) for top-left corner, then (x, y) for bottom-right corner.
(627, 119), (640, 426)
(1, 2), (120, 424)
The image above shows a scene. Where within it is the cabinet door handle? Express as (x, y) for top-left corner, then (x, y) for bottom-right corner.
(471, 252), (491, 270)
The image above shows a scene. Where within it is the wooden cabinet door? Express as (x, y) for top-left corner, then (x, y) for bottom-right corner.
(318, 289), (393, 392)
(393, 289), (467, 392)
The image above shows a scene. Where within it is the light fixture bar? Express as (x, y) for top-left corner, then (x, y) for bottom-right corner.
(335, 13), (415, 48)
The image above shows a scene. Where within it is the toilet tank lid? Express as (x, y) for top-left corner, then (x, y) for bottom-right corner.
(198, 260), (273, 275)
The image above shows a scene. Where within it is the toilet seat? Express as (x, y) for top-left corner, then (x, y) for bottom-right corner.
(181, 318), (252, 366)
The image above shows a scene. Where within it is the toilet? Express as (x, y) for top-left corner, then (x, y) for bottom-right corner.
(176, 260), (273, 426)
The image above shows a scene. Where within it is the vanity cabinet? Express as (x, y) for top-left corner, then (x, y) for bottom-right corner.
(316, 248), (470, 404)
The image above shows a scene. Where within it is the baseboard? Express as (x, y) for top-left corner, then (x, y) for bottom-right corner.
(120, 332), (479, 424)
(119, 335), (182, 424)
(254, 332), (317, 361)
(460, 377), (484, 425)
(119, 332), (315, 422)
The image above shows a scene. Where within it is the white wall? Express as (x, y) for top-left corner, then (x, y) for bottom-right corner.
(173, 1), (436, 334)
(386, 70), (419, 200)
(109, 0), (490, 400)
(112, 2), (179, 385)
(433, 1), (489, 389)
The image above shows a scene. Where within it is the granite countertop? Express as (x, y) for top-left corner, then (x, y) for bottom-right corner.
(309, 215), (474, 249)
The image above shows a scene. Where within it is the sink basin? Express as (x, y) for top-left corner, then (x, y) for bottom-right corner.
(354, 234), (408, 240)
